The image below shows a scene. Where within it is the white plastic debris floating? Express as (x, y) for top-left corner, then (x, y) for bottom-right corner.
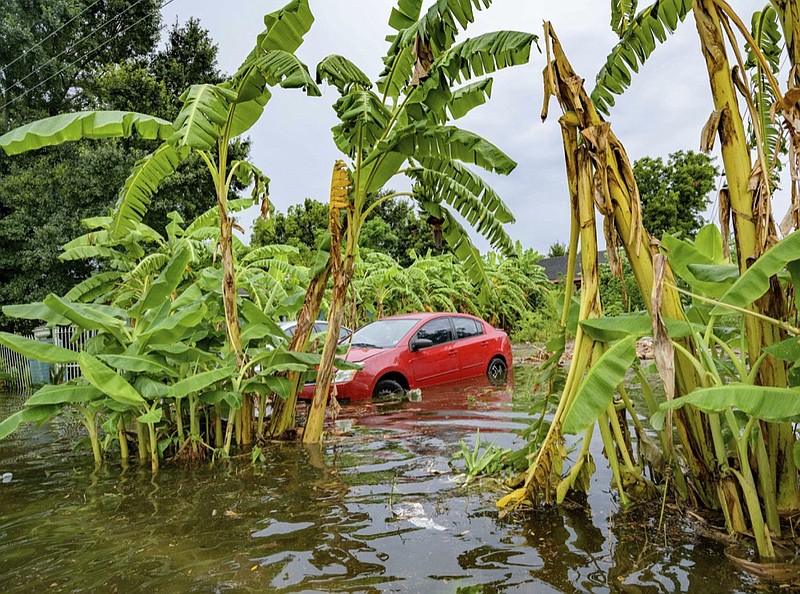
(392, 502), (446, 531)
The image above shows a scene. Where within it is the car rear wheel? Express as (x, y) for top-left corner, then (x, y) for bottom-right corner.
(487, 357), (508, 386)
(374, 379), (405, 398)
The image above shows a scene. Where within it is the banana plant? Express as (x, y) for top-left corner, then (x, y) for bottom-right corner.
(302, 0), (538, 443)
(0, 0), (321, 369)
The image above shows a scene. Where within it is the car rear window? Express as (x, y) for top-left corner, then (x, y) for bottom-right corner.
(416, 318), (454, 345)
(453, 317), (482, 339)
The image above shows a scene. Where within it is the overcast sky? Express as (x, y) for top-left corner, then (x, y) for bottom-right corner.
(161, 0), (773, 254)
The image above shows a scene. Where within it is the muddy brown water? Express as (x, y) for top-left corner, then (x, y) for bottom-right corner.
(0, 365), (778, 593)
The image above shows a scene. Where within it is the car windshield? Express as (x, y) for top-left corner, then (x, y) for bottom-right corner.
(349, 319), (419, 349)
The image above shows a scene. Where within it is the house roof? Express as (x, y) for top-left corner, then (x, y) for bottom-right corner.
(539, 251), (608, 282)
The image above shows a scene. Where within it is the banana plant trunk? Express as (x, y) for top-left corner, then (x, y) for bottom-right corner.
(693, 0), (797, 513)
(303, 255), (355, 444)
(303, 161), (353, 444)
(268, 259), (333, 438)
(542, 25), (720, 507)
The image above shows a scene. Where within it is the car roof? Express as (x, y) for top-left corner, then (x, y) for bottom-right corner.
(369, 312), (473, 321)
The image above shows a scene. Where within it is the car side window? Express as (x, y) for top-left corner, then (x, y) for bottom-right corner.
(416, 318), (454, 346)
(452, 317), (483, 339)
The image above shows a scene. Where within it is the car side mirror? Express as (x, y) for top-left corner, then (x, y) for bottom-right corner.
(410, 338), (434, 352)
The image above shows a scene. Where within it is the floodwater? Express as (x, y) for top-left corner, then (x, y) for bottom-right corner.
(0, 364), (780, 593)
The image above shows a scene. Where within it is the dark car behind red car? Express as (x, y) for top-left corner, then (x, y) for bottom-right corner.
(300, 312), (512, 401)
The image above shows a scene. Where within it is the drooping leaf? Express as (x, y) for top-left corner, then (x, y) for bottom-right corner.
(96, 354), (177, 378)
(169, 84), (237, 150)
(63, 272), (122, 303)
(316, 55), (372, 94)
(591, 0), (693, 114)
(0, 111), (172, 155)
(110, 143), (191, 239)
(712, 231), (800, 314)
(563, 336), (638, 434)
(331, 88), (392, 157)
(169, 366), (235, 398)
(78, 352), (145, 408)
(43, 295), (127, 342)
(408, 161), (515, 255)
(0, 406), (60, 440)
(378, 123), (516, 175)
(446, 78), (493, 119)
(25, 383), (102, 406)
(660, 384), (800, 423)
(2, 302), (72, 326)
(417, 200), (492, 303)
(0, 331), (79, 364)
(579, 312), (699, 341)
(135, 247), (191, 315)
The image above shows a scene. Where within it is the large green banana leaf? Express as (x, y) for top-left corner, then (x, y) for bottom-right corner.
(591, 0), (693, 114)
(417, 158), (513, 222)
(43, 295), (128, 343)
(0, 111), (172, 155)
(579, 312), (700, 341)
(662, 232), (729, 299)
(377, 123), (516, 175)
(25, 383), (103, 406)
(0, 331), (79, 364)
(407, 161), (514, 255)
(2, 302), (72, 326)
(169, 84), (237, 150)
(96, 354), (178, 378)
(331, 88), (392, 157)
(379, 0), (492, 100)
(712, 231), (800, 315)
(134, 248), (191, 315)
(563, 336), (638, 434)
(0, 405), (60, 440)
(78, 352), (146, 408)
(417, 200), (492, 303)
(317, 55), (372, 94)
(257, 0), (315, 53)
(110, 143), (192, 239)
(169, 366), (236, 399)
(659, 384), (800, 423)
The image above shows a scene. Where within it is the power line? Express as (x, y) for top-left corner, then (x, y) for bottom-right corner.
(5, 0), (155, 93)
(1, 0), (105, 71)
(0, 0), (177, 114)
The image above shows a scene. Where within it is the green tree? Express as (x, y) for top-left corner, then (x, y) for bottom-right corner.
(634, 150), (718, 240)
(252, 198), (329, 265)
(0, 0), (161, 127)
(0, 17), (239, 331)
(547, 241), (567, 257)
(253, 195), (440, 266)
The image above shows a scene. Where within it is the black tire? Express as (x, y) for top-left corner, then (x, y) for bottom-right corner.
(374, 378), (405, 398)
(487, 357), (508, 386)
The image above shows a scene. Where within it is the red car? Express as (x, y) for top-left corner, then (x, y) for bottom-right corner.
(300, 312), (512, 401)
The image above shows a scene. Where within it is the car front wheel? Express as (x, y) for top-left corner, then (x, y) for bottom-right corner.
(374, 379), (405, 398)
(487, 357), (508, 386)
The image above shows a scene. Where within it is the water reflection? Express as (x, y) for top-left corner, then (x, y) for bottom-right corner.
(0, 367), (770, 593)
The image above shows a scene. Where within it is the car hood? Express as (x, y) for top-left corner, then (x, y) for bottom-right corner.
(346, 346), (390, 363)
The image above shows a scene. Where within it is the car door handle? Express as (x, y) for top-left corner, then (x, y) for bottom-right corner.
(481, 341), (489, 347)
(447, 349), (457, 357)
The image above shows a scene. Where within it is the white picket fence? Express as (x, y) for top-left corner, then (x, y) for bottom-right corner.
(0, 326), (95, 392)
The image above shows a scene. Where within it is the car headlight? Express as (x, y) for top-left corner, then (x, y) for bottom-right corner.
(333, 369), (357, 384)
